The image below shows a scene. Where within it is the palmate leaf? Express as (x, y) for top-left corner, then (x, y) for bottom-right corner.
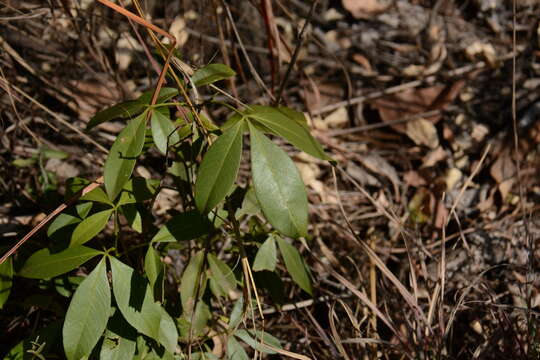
(63, 257), (110, 360)
(276, 235), (312, 295)
(249, 124), (308, 238)
(18, 246), (102, 279)
(244, 105), (333, 162)
(104, 112), (147, 201)
(195, 121), (243, 214)
(110, 257), (177, 353)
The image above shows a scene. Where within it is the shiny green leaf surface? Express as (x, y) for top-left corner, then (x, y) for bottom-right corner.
(192, 63), (236, 87)
(70, 208), (113, 247)
(276, 236), (312, 295)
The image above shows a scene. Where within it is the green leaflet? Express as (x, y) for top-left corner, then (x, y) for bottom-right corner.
(99, 310), (138, 360)
(80, 186), (113, 205)
(116, 177), (160, 207)
(227, 336), (249, 360)
(191, 63), (236, 87)
(249, 124), (308, 238)
(179, 251), (205, 316)
(195, 121), (243, 213)
(70, 208), (114, 247)
(207, 254), (236, 297)
(109, 257), (177, 353)
(104, 112), (147, 201)
(0, 256), (13, 308)
(18, 246), (102, 279)
(144, 246), (162, 293)
(151, 210), (212, 243)
(252, 235), (277, 272)
(234, 329), (282, 354)
(228, 296), (244, 330)
(87, 87), (178, 131)
(151, 110), (180, 154)
(245, 105), (333, 162)
(63, 258), (110, 360)
(276, 236), (312, 295)
(47, 202), (92, 238)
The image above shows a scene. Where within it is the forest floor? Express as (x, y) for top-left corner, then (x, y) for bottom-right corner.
(1, 0), (540, 359)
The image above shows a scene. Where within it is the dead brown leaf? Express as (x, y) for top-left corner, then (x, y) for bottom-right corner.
(342, 0), (390, 18)
(371, 82), (465, 133)
(405, 117), (439, 148)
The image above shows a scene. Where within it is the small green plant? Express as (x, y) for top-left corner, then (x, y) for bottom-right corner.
(3, 55), (332, 358)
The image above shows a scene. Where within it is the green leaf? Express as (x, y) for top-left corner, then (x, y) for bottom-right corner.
(87, 88), (178, 131)
(179, 251), (205, 316)
(110, 257), (178, 353)
(227, 336), (249, 360)
(191, 63), (236, 87)
(70, 208), (114, 246)
(63, 258), (110, 360)
(41, 147), (69, 159)
(99, 310), (137, 360)
(151, 110), (181, 154)
(151, 211), (212, 243)
(195, 121), (243, 213)
(81, 186), (113, 204)
(207, 254), (236, 297)
(100, 330), (137, 360)
(0, 257), (13, 308)
(12, 157), (36, 167)
(252, 235), (277, 272)
(234, 329), (281, 354)
(228, 296), (244, 330)
(137, 87), (179, 105)
(18, 246), (102, 279)
(117, 177), (160, 206)
(276, 236), (312, 295)
(120, 204), (143, 233)
(178, 301), (211, 340)
(249, 124), (308, 238)
(245, 105), (333, 162)
(104, 112), (147, 201)
(144, 246), (162, 291)
(235, 187), (261, 219)
(87, 101), (145, 131)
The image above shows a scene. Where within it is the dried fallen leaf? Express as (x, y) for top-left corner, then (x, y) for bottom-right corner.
(324, 107), (348, 128)
(371, 82), (465, 133)
(403, 170), (426, 187)
(422, 146), (447, 168)
(406, 117), (439, 149)
(357, 154), (400, 198)
(342, 0), (390, 18)
(445, 168), (462, 190)
(490, 150), (516, 184)
(347, 162), (381, 187)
